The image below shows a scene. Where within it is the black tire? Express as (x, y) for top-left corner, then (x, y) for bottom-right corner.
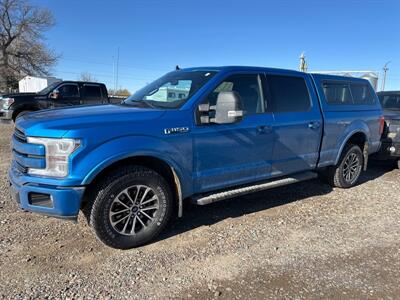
(87, 166), (173, 249)
(325, 144), (364, 188)
(397, 159), (400, 169)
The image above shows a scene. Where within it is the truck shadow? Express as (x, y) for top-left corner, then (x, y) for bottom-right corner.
(156, 162), (396, 244)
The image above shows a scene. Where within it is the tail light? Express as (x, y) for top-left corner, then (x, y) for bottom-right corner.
(379, 116), (385, 135)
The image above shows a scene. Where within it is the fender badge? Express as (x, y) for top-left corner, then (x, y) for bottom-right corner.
(164, 127), (189, 135)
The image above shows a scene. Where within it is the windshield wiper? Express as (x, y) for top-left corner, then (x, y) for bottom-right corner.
(122, 99), (157, 109)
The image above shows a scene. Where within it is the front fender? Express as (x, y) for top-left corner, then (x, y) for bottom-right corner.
(73, 135), (192, 197)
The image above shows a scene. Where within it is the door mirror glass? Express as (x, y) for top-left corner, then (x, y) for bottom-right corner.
(199, 91), (243, 124)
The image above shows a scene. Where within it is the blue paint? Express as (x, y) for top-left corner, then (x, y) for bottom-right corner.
(9, 66), (383, 218)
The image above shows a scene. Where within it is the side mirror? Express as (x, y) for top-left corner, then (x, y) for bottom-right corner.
(199, 91), (243, 124)
(49, 89), (60, 99)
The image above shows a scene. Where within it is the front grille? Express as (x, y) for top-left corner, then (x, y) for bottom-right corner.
(12, 127), (45, 174)
(15, 161), (28, 174)
(14, 127), (27, 142)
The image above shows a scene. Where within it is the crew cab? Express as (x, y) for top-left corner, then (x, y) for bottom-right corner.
(8, 66), (383, 249)
(374, 91), (400, 168)
(0, 81), (110, 121)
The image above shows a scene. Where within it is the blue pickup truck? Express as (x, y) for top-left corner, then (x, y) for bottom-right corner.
(9, 66), (384, 249)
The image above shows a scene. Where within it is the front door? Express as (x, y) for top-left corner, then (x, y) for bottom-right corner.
(193, 73), (275, 193)
(264, 73), (323, 176)
(53, 83), (81, 107)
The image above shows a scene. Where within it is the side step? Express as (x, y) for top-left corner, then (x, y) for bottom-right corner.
(192, 171), (318, 205)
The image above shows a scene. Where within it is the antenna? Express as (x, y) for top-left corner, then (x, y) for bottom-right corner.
(116, 47), (120, 91)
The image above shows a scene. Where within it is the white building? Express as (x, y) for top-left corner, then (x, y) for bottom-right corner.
(18, 76), (62, 93)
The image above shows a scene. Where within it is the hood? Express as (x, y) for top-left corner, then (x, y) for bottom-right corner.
(383, 110), (400, 121)
(1, 92), (37, 99)
(16, 104), (166, 138)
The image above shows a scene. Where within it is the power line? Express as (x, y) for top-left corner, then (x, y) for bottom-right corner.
(61, 57), (171, 72)
(56, 70), (155, 81)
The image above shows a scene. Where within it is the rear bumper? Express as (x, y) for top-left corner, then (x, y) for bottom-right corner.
(0, 109), (13, 120)
(8, 165), (85, 220)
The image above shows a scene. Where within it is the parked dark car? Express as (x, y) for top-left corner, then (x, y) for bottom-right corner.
(0, 81), (110, 121)
(374, 91), (400, 168)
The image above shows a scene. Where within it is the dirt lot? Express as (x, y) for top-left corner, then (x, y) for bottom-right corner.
(0, 122), (399, 299)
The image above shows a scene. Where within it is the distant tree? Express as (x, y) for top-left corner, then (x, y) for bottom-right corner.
(0, 0), (58, 91)
(109, 88), (131, 97)
(78, 72), (97, 82)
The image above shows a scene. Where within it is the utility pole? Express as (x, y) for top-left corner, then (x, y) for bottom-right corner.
(116, 47), (120, 91)
(381, 61), (390, 91)
(112, 56), (115, 94)
(299, 52), (308, 72)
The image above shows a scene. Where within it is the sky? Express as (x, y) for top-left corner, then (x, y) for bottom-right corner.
(32, 0), (400, 93)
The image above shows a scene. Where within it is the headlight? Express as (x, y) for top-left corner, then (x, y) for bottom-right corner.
(27, 137), (80, 178)
(1, 97), (14, 110)
(388, 122), (400, 139)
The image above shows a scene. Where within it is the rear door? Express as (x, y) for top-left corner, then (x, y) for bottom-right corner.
(265, 73), (323, 176)
(193, 72), (275, 193)
(81, 84), (105, 105)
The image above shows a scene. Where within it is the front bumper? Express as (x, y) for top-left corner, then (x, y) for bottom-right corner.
(8, 164), (85, 220)
(0, 109), (13, 120)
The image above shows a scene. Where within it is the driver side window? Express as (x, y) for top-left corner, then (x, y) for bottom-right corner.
(205, 74), (264, 115)
(58, 84), (79, 98)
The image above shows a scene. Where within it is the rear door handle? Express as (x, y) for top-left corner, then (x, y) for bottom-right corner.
(308, 121), (321, 130)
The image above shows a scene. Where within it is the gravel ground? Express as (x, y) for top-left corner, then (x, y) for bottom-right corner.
(0, 122), (399, 299)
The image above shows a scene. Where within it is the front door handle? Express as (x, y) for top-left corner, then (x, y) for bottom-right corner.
(257, 125), (272, 134)
(308, 121), (321, 130)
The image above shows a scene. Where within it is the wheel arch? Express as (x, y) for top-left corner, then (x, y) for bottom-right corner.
(12, 105), (39, 120)
(335, 131), (368, 169)
(82, 155), (184, 217)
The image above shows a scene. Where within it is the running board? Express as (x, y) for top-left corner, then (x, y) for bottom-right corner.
(192, 171), (318, 205)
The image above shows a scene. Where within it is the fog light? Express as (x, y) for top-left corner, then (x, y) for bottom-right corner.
(389, 146), (396, 154)
(28, 193), (53, 208)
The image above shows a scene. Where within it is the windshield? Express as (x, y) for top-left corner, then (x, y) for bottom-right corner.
(123, 70), (217, 109)
(379, 94), (400, 110)
(37, 82), (61, 95)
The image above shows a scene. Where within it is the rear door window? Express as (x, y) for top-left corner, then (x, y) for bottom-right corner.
(322, 82), (353, 105)
(83, 84), (102, 99)
(265, 75), (311, 112)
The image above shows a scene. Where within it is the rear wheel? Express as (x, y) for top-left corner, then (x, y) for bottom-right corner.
(326, 144), (364, 188)
(87, 166), (173, 249)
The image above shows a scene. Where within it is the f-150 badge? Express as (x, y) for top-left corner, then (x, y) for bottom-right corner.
(164, 127), (189, 135)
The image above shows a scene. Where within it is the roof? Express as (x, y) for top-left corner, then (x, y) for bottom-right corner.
(377, 91), (400, 95)
(179, 66), (370, 83)
(180, 65), (304, 76)
(58, 80), (105, 85)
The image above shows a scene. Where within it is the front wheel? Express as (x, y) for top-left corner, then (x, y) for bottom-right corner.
(88, 166), (173, 249)
(326, 144), (364, 188)
(397, 159), (400, 169)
